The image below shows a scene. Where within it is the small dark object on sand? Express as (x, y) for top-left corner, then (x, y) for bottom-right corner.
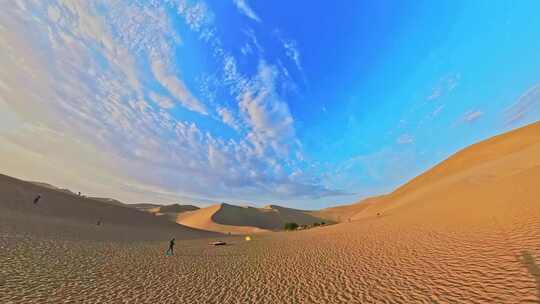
(33, 195), (41, 204)
(209, 241), (227, 246)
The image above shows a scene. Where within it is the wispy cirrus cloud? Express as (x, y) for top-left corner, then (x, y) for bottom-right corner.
(239, 62), (297, 157)
(0, 0), (341, 206)
(504, 82), (540, 127)
(232, 0), (261, 22)
(461, 110), (483, 123)
(427, 73), (460, 101)
(150, 56), (208, 114)
(281, 37), (303, 73)
(396, 134), (414, 144)
(217, 107), (241, 131)
(149, 92), (175, 110)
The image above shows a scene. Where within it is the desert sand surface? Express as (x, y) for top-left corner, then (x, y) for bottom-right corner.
(0, 174), (217, 241)
(176, 203), (328, 234)
(1, 122), (539, 303)
(133, 203), (202, 223)
(310, 196), (383, 223)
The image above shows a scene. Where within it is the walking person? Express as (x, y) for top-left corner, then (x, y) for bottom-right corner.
(33, 194), (41, 205)
(166, 238), (175, 256)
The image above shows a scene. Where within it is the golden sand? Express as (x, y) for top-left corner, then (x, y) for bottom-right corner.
(1, 121), (540, 302)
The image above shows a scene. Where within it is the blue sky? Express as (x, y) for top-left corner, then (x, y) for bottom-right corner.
(1, 1), (540, 208)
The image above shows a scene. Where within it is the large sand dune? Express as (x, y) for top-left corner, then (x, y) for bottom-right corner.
(310, 196), (383, 223)
(176, 203), (329, 234)
(349, 119), (540, 223)
(131, 203), (201, 222)
(315, 121), (540, 225)
(0, 174), (217, 241)
(1, 122), (539, 303)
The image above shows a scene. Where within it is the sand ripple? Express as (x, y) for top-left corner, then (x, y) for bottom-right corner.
(1, 214), (538, 303)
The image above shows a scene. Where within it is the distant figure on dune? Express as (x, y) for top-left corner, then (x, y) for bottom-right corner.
(78, 192), (81, 196)
(166, 238), (175, 256)
(33, 195), (41, 205)
(96, 218), (102, 226)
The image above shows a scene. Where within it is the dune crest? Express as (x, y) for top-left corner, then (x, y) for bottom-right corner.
(176, 203), (329, 234)
(348, 121), (540, 222)
(0, 175), (217, 241)
(313, 121), (540, 225)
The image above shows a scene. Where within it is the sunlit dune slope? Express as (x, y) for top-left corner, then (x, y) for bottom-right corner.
(313, 121), (540, 225)
(130, 203), (201, 223)
(349, 121), (540, 225)
(0, 174), (218, 241)
(176, 203), (328, 234)
(309, 196), (383, 223)
(0, 123), (539, 303)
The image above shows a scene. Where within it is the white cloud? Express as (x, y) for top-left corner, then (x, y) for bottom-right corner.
(232, 0), (261, 22)
(281, 37), (303, 72)
(0, 0), (341, 205)
(244, 28), (264, 54)
(504, 82), (540, 126)
(178, 0), (213, 31)
(239, 62), (296, 157)
(397, 134), (414, 144)
(427, 73), (460, 101)
(462, 110), (483, 123)
(150, 57), (207, 114)
(149, 92), (175, 109)
(240, 43), (253, 56)
(430, 104), (445, 118)
(217, 107), (241, 130)
(427, 87), (442, 101)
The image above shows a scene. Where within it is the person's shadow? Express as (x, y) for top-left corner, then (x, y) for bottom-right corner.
(519, 251), (540, 300)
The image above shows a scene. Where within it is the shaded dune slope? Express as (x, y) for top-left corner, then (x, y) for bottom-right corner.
(0, 174), (218, 241)
(177, 203), (328, 234)
(131, 203), (201, 224)
(159, 204), (199, 213)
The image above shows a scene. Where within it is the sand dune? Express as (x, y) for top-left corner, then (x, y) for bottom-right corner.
(1, 122), (539, 303)
(159, 204), (199, 213)
(309, 196), (383, 223)
(315, 121), (540, 224)
(176, 203), (328, 234)
(134, 203), (202, 224)
(129, 203), (162, 210)
(176, 204), (269, 235)
(348, 120), (540, 222)
(90, 197), (128, 208)
(0, 174), (217, 241)
(130, 203), (199, 214)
